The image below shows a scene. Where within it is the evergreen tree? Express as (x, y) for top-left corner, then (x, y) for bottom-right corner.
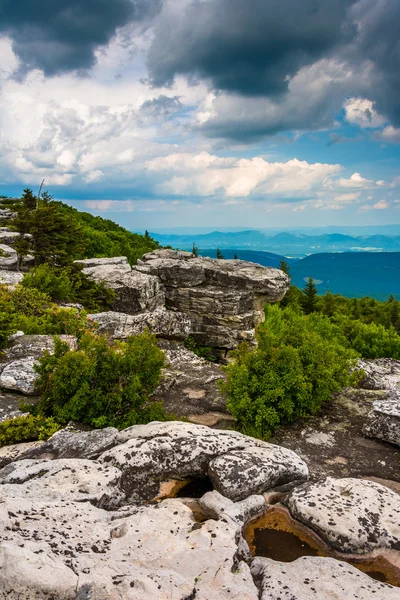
(302, 277), (318, 314)
(279, 257), (290, 275)
(192, 242), (199, 257)
(322, 290), (335, 317)
(233, 253), (238, 260)
(216, 248), (224, 259)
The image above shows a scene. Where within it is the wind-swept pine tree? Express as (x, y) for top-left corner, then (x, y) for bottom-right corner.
(216, 248), (224, 259)
(279, 257), (290, 275)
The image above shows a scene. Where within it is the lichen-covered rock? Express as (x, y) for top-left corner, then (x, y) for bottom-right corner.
(286, 477), (400, 554)
(0, 335), (77, 395)
(0, 458), (123, 508)
(355, 359), (400, 447)
(88, 308), (191, 340)
(363, 394), (400, 447)
(251, 556), (399, 600)
(135, 249), (289, 350)
(100, 421), (308, 504)
(0, 440), (44, 469)
(153, 340), (227, 418)
(208, 446), (309, 501)
(76, 256), (165, 314)
(0, 492), (259, 600)
(17, 426), (119, 461)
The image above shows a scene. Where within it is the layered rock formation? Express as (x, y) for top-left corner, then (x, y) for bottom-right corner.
(78, 250), (290, 355)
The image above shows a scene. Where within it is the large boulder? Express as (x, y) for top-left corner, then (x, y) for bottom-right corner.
(355, 359), (400, 447)
(88, 308), (191, 341)
(286, 477), (400, 554)
(0, 335), (77, 395)
(76, 256), (165, 314)
(136, 250), (290, 351)
(0, 270), (23, 286)
(251, 556), (399, 600)
(100, 421), (308, 503)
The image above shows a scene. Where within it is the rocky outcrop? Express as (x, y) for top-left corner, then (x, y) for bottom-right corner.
(77, 251), (289, 353)
(286, 477), (400, 554)
(0, 334), (77, 395)
(355, 359), (400, 447)
(136, 249), (290, 351)
(100, 421), (309, 503)
(251, 556), (399, 600)
(89, 308), (191, 340)
(76, 256), (165, 315)
(363, 394), (400, 446)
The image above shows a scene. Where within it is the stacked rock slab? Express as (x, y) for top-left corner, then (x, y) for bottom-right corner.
(136, 249), (290, 353)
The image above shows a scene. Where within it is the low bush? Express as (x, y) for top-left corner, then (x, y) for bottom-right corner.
(33, 331), (166, 429)
(221, 305), (359, 439)
(22, 263), (115, 312)
(184, 336), (216, 362)
(0, 284), (96, 337)
(0, 415), (60, 447)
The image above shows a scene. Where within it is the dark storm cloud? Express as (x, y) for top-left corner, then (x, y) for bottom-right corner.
(0, 0), (161, 75)
(140, 95), (182, 120)
(147, 0), (357, 96)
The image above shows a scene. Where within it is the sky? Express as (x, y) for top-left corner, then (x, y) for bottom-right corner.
(1, 0), (400, 230)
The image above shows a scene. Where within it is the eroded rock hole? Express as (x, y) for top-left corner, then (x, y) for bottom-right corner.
(175, 477), (214, 498)
(245, 508), (399, 587)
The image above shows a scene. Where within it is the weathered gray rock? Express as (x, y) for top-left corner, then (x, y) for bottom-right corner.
(0, 440), (44, 469)
(153, 340), (227, 418)
(136, 249), (290, 349)
(355, 359), (400, 447)
(0, 229), (22, 246)
(0, 458), (123, 508)
(76, 256), (165, 314)
(208, 446), (309, 501)
(286, 477), (400, 554)
(0, 335), (77, 394)
(89, 308), (191, 341)
(17, 426), (119, 461)
(363, 393), (400, 446)
(0, 269), (23, 286)
(100, 421), (308, 504)
(0, 491), (258, 599)
(251, 556), (399, 599)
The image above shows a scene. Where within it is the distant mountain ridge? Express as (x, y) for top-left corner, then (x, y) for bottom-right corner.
(149, 229), (400, 258)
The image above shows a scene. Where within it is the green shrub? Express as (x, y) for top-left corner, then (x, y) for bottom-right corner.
(333, 314), (400, 359)
(21, 263), (115, 312)
(0, 415), (60, 447)
(0, 285), (95, 337)
(184, 336), (216, 361)
(221, 305), (358, 439)
(33, 331), (166, 429)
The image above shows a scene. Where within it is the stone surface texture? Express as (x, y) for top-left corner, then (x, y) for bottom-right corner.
(76, 256), (165, 315)
(152, 339), (227, 419)
(251, 556), (399, 599)
(89, 308), (191, 340)
(286, 477), (400, 554)
(0, 335), (77, 395)
(100, 421), (309, 504)
(355, 359), (400, 447)
(136, 249), (290, 350)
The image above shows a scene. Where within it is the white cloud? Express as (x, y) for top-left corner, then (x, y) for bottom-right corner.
(343, 98), (385, 128)
(373, 199), (389, 210)
(337, 172), (375, 189)
(378, 126), (400, 143)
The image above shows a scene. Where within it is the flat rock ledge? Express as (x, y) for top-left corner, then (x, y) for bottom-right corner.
(356, 359), (400, 447)
(252, 555), (399, 600)
(1, 423), (399, 598)
(286, 477), (400, 554)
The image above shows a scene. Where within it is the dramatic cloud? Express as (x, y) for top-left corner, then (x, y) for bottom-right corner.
(0, 0), (161, 76)
(148, 0), (356, 96)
